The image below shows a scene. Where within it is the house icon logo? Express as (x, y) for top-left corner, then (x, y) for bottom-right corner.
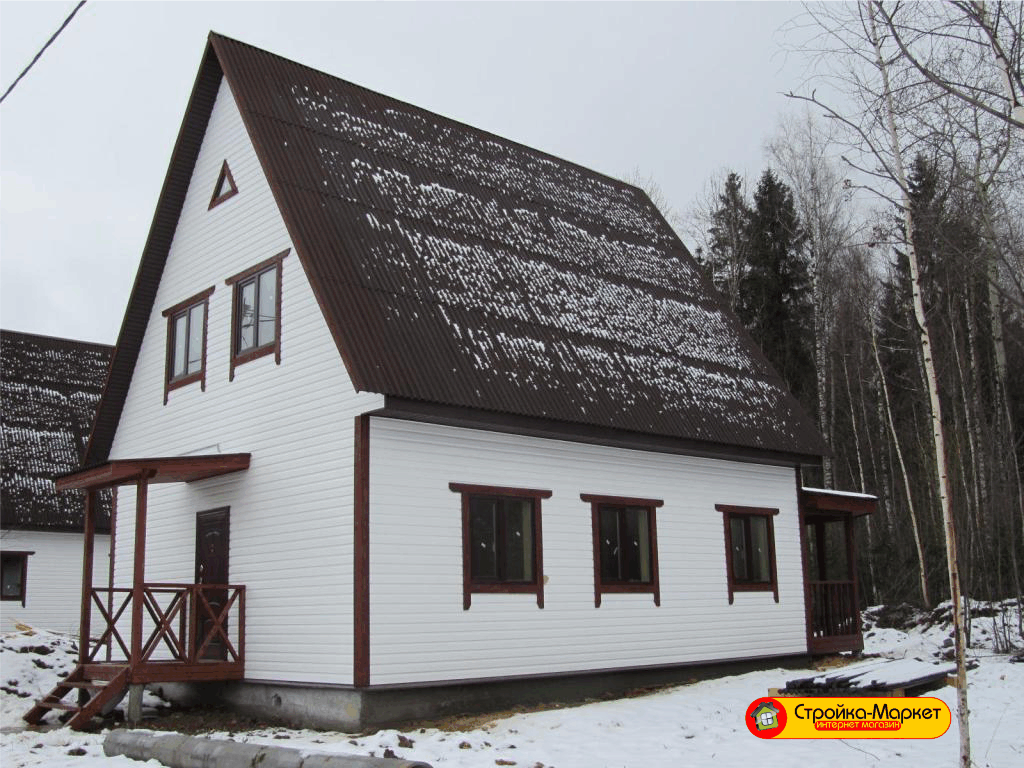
(745, 697), (788, 738)
(752, 702), (781, 730)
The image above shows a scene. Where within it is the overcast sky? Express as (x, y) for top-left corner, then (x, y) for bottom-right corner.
(1, 1), (815, 345)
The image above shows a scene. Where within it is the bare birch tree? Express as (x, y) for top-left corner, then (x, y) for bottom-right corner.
(783, 3), (998, 763)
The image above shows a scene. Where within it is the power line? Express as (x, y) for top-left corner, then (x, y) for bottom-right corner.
(0, 1), (88, 106)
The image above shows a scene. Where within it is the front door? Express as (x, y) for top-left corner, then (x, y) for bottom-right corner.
(195, 508), (229, 660)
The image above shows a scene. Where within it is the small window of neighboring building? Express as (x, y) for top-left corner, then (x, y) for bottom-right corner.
(1, 551), (32, 607)
(162, 287), (214, 403)
(450, 483), (550, 610)
(716, 504), (780, 604)
(225, 250), (289, 380)
(581, 494), (662, 607)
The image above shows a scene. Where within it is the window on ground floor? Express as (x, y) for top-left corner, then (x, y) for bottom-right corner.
(716, 504), (779, 604)
(449, 483), (550, 610)
(1, 551), (32, 607)
(581, 494), (662, 607)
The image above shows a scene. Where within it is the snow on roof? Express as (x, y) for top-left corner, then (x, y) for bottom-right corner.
(802, 487), (878, 500)
(1, 330), (113, 531)
(87, 34), (829, 464)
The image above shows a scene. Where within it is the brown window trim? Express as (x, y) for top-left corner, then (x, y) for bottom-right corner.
(208, 160), (238, 210)
(582, 494), (662, 608)
(1, 550), (33, 607)
(225, 250), (289, 381)
(716, 504), (780, 604)
(162, 286), (214, 404)
(450, 482), (550, 610)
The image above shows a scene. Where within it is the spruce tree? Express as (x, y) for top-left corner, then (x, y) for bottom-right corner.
(740, 169), (815, 410)
(703, 172), (752, 313)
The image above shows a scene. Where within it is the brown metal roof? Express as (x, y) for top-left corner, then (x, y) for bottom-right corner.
(800, 488), (877, 517)
(85, 33), (828, 467)
(1, 330), (114, 531)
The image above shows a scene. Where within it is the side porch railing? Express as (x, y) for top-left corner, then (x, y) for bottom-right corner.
(808, 580), (858, 642)
(85, 583), (245, 669)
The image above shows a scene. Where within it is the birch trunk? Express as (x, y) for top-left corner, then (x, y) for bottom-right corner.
(866, 5), (971, 764)
(871, 325), (929, 606)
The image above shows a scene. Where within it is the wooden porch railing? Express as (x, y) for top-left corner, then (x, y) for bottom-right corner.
(808, 580), (858, 639)
(84, 583), (245, 667)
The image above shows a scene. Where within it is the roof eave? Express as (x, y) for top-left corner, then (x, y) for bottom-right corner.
(83, 39), (225, 468)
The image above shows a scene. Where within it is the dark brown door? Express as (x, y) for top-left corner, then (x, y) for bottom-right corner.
(195, 508), (229, 660)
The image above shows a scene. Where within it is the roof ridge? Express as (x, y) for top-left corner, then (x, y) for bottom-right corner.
(207, 32), (653, 205)
(1, 328), (114, 351)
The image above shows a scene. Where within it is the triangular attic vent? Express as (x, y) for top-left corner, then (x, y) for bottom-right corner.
(208, 160), (238, 209)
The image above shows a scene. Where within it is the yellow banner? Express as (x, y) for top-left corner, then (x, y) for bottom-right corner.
(745, 696), (951, 739)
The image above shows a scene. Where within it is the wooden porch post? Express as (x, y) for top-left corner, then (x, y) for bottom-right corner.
(130, 476), (150, 667)
(78, 489), (96, 666)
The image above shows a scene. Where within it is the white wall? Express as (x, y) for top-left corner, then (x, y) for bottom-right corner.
(368, 418), (806, 685)
(108, 77), (382, 685)
(1, 529), (111, 634)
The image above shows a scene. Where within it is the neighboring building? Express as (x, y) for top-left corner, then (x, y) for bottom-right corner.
(28, 33), (873, 731)
(1, 330), (113, 633)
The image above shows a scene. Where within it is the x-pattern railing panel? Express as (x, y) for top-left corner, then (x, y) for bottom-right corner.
(140, 587), (189, 662)
(87, 588), (132, 662)
(193, 585), (242, 662)
(84, 583), (245, 668)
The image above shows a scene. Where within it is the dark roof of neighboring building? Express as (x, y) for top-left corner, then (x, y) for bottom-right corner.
(1, 330), (113, 532)
(85, 33), (828, 468)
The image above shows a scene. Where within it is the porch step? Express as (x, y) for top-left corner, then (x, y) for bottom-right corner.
(23, 664), (129, 731)
(63, 681), (107, 691)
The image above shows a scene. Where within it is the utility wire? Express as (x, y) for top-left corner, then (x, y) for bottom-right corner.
(0, 1), (88, 106)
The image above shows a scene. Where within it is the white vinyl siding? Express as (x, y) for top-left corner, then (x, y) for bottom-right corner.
(108, 78), (382, 685)
(368, 418), (806, 685)
(0, 530), (110, 634)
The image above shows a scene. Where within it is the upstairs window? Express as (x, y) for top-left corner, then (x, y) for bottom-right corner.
(582, 494), (662, 607)
(717, 504), (779, 604)
(450, 483), (550, 610)
(225, 250), (289, 380)
(162, 287), (213, 403)
(208, 160), (238, 209)
(1, 552), (32, 607)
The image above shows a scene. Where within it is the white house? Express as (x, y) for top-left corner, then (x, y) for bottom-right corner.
(28, 33), (873, 731)
(1, 330), (113, 634)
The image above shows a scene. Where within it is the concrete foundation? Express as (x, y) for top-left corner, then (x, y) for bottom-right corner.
(151, 653), (809, 732)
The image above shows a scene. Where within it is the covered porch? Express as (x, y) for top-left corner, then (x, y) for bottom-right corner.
(799, 487), (876, 655)
(24, 454), (250, 729)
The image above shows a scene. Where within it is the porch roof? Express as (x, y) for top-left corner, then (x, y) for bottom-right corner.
(800, 487), (876, 517)
(55, 454), (251, 491)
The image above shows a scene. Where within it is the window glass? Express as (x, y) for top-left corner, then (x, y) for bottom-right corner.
(172, 313), (188, 378)
(599, 506), (620, 581)
(187, 303), (204, 373)
(258, 268), (277, 345)
(731, 517), (748, 580)
(1, 555), (23, 599)
(624, 507), (651, 583)
(238, 279), (256, 352)
(469, 498), (498, 581)
(598, 505), (653, 584)
(749, 516), (770, 583)
(504, 499), (533, 581)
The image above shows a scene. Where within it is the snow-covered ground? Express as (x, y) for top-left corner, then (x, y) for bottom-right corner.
(2, 600), (1021, 768)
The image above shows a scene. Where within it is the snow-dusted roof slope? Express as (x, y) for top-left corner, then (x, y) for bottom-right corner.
(87, 33), (827, 464)
(1, 331), (113, 531)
